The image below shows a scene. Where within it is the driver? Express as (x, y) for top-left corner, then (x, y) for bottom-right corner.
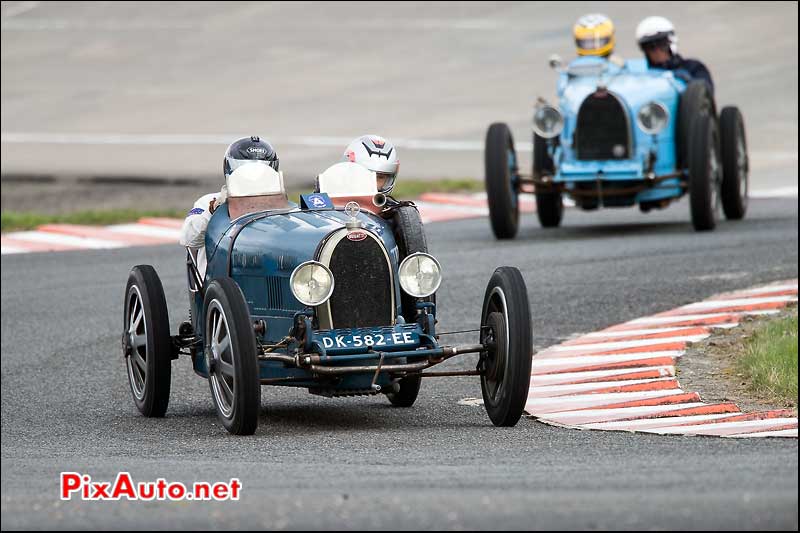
(179, 135), (280, 275)
(636, 16), (714, 93)
(573, 14), (616, 58)
(314, 135), (399, 195)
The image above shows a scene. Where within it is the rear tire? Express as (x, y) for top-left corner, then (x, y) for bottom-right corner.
(387, 205), (426, 407)
(485, 123), (520, 239)
(204, 278), (260, 435)
(123, 265), (172, 418)
(719, 106), (748, 220)
(480, 267), (533, 427)
(533, 133), (563, 227)
(688, 114), (722, 232)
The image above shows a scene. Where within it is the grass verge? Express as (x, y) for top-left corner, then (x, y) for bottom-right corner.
(1, 178), (483, 232)
(736, 311), (798, 408)
(2, 209), (187, 232)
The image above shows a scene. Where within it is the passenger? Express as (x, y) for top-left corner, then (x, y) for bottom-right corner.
(636, 16), (714, 93)
(315, 135), (399, 195)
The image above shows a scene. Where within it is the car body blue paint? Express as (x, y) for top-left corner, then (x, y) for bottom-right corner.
(549, 56), (688, 204)
(189, 202), (432, 391)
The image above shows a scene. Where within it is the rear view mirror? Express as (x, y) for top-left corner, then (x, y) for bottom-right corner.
(548, 54), (563, 70)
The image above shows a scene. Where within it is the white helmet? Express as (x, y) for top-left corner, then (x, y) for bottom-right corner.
(636, 16), (678, 54)
(342, 135), (399, 193)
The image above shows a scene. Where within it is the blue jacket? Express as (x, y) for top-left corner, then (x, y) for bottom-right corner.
(651, 54), (714, 94)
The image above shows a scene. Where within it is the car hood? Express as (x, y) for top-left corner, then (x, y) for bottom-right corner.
(204, 205), (396, 279)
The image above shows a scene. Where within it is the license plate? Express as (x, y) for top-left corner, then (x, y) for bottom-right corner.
(317, 328), (419, 351)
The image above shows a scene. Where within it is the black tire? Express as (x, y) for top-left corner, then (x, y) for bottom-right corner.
(688, 113), (722, 232)
(533, 133), (564, 227)
(204, 278), (260, 435)
(719, 106), (748, 220)
(387, 205), (426, 407)
(479, 267), (533, 427)
(123, 265), (172, 417)
(678, 80), (715, 169)
(485, 123), (520, 239)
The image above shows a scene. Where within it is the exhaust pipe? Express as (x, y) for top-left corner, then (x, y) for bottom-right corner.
(373, 193), (387, 208)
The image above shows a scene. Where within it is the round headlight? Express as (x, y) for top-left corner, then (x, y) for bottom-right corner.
(532, 104), (564, 139)
(398, 253), (442, 298)
(290, 261), (334, 307)
(636, 101), (669, 135)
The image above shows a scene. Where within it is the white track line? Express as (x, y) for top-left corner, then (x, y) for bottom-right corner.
(529, 377), (676, 398)
(677, 295), (797, 310)
(106, 224), (182, 240)
(730, 428), (798, 438)
(5, 231), (124, 249)
(539, 403), (712, 425)
(642, 418), (798, 436)
(735, 283), (798, 294)
(531, 351), (684, 372)
(531, 366), (676, 386)
(526, 389), (686, 414)
(582, 413), (742, 431)
(548, 334), (709, 353)
(583, 326), (709, 338)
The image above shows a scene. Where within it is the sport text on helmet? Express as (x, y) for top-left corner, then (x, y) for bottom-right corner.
(223, 136), (280, 179)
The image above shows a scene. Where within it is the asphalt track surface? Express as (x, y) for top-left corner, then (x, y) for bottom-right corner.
(2, 198), (798, 530)
(1, 1), (799, 530)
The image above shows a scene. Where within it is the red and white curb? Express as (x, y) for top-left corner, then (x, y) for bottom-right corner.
(0, 218), (184, 255)
(465, 280), (798, 438)
(0, 193), (509, 255)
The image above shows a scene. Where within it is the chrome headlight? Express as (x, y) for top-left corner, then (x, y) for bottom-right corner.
(398, 253), (442, 298)
(290, 261), (334, 307)
(636, 101), (669, 135)
(532, 104), (564, 139)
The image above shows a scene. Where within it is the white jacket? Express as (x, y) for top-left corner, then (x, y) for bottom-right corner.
(179, 192), (223, 278)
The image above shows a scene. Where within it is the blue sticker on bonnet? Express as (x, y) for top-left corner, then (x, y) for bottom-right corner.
(300, 193), (333, 210)
(187, 207), (205, 216)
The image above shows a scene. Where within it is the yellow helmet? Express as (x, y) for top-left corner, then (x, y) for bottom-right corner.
(573, 14), (615, 57)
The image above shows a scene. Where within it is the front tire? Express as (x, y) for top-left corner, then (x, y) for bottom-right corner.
(485, 123), (520, 239)
(479, 267), (533, 427)
(204, 278), (260, 435)
(123, 265), (172, 417)
(719, 106), (748, 220)
(678, 80), (715, 169)
(688, 113), (722, 232)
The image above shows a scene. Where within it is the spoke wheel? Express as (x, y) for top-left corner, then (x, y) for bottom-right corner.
(123, 265), (171, 417)
(203, 278), (260, 435)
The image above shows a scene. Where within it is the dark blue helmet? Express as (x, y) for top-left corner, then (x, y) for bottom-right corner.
(223, 136), (279, 179)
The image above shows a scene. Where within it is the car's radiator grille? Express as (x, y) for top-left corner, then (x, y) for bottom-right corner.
(327, 236), (393, 329)
(576, 92), (630, 160)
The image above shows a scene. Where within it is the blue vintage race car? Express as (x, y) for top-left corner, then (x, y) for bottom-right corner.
(122, 163), (533, 435)
(485, 55), (749, 238)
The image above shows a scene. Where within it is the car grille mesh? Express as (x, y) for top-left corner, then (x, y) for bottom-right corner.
(576, 92), (630, 160)
(327, 236), (392, 329)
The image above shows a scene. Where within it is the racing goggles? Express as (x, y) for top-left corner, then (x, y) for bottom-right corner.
(575, 35), (613, 53)
(376, 172), (397, 194)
